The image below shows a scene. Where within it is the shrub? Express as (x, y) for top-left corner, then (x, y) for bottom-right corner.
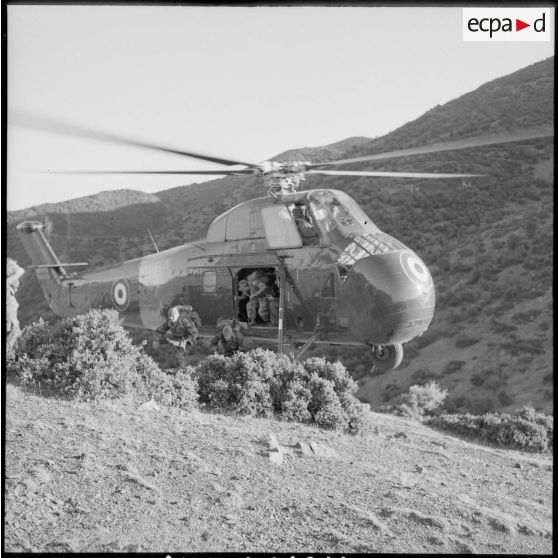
(193, 349), (365, 431)
(8, 309), (198, 409)
(497, 390), (513, 406)
(426, 405), (553, 452)
(455, 335), (480, 349)
(140, 361), (198, 411)
(411, 369), (441, 382)
(378, 382), (448, 421)
(382, 382), (405, 402)
(470, 372), (486, 386)
(10, 311), (144, 400)
(443, 360), (466, 375)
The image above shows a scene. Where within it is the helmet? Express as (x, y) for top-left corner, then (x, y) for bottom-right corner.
(222, 326), (234, 340)
(168, 307), (180, 320)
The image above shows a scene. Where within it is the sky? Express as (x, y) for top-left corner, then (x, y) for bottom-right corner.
(5, 5), (555, 211)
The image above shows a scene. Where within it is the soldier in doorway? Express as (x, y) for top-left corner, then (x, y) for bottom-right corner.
(246, 270), (270, 325)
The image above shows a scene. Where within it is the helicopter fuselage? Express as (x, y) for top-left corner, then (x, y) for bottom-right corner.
(17, 188), (435, 348)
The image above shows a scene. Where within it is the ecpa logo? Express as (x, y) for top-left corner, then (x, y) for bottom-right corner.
(463, 8), (552, 41)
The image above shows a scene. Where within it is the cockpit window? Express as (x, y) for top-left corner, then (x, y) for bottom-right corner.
(308, 191), (378, 237)
(288, 203), (320, 245)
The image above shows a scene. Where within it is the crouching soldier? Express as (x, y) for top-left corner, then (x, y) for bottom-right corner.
(154, 306), (199, 367)
(211, 325), (245, 357)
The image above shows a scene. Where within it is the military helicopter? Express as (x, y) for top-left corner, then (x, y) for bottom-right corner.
(13, 113), (552, 371)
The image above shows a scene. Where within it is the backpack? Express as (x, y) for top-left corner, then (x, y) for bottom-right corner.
(175, 305), (202, 329)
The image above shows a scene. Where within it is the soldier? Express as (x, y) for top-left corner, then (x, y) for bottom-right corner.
(154, 306), (199, 367)
(6, 258), (25, 356)
(246, 270), (270, 326)
(265, 271), (280, 326)
(292, 204), (319, 244)
(236, 278), (250, 322)
(210, 324), (245, 357)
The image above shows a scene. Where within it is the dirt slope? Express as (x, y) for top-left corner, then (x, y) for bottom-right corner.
(4, 383), (552, 554)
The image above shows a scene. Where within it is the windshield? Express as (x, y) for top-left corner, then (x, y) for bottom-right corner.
(308, 190), (378, 237)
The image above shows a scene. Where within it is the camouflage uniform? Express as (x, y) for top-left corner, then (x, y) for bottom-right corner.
(156, 307), (199, 366)
(246, 273), (270, 324)
(211, 325), (244, 357)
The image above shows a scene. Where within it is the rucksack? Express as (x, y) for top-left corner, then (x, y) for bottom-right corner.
(175, 305), (202, 329)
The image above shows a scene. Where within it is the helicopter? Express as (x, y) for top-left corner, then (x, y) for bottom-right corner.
(13, 113), (553, 371)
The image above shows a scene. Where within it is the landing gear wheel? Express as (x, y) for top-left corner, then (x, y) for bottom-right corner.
(370, 343), (403, 372)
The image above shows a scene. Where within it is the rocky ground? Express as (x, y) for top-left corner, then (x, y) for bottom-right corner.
(4, 383), (553, 553)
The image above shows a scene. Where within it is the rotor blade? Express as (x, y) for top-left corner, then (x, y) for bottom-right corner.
(306, 170), (484, 179)
(307, 126), (554, 168)
(39, 169), (258, 176)
(10, 110), (258, 168)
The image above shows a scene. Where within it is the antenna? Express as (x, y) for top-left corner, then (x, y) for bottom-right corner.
(147, 228), (159, 253)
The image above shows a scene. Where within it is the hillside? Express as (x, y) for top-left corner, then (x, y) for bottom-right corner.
(6, 56), (554, 415)
(4, 384), (553, 553)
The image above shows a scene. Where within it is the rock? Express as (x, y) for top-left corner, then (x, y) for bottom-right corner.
(514, 462), (523, 469)
(393, 432), (408, 439)
(139, 400), (160, 411)
(23, 478), (39, 494)
(414, 465), (424, 474)
(487, 515), (516, 535)
(32, 466), (52, 484)
(309, 441), (337, 458)
(294, 441), (313, 456)
(268, 451), (283, 465)
(262, 433), (282, 452)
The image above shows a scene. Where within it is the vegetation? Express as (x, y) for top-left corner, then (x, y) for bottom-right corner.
(8, 309), (198, 410)
(377, 381), (448, 421)
(9, 311), (365, 432)
(426, 405), (553, 453)
(195, 350), (366, 432)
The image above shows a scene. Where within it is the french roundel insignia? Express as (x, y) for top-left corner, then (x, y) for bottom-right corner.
(399, 251), (433, 290)
(111, 279), (131, 311)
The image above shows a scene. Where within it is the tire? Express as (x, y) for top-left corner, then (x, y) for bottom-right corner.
(370, 343), (404, 371)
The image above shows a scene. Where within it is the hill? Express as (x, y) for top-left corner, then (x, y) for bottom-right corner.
(6, 56), (554, 415)
(4, 383), (552, 553)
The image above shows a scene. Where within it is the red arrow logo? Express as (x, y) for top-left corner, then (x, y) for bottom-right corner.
(516, 19), (530, 31)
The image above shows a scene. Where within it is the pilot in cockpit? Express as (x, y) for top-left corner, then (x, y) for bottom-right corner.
(291, 204), (319, 244)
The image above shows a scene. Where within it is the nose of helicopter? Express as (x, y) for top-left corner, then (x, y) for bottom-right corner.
(341, 251), (435, 345)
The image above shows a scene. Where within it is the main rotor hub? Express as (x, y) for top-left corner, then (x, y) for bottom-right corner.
(261, 160), (309, 199)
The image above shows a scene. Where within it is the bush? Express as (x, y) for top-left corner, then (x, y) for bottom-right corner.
(426, 404), (553, 452)
(455, 335), (480, 349)
(8, 310), (198, 409)
(194, 349), (365, 431)
(378, 382), (448, 421)
(470, 372), (486, 386)
(443, 360), (466, 375)
(140, 362), (198, 411)
(411, 369), (441, 382)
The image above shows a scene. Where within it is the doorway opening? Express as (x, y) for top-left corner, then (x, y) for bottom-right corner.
(234, 267), (278, 325)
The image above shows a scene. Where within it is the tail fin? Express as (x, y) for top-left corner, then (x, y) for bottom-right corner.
(16, 221), (68, 279)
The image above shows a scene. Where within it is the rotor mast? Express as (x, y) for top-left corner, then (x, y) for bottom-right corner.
(260, 161), (309, 199)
